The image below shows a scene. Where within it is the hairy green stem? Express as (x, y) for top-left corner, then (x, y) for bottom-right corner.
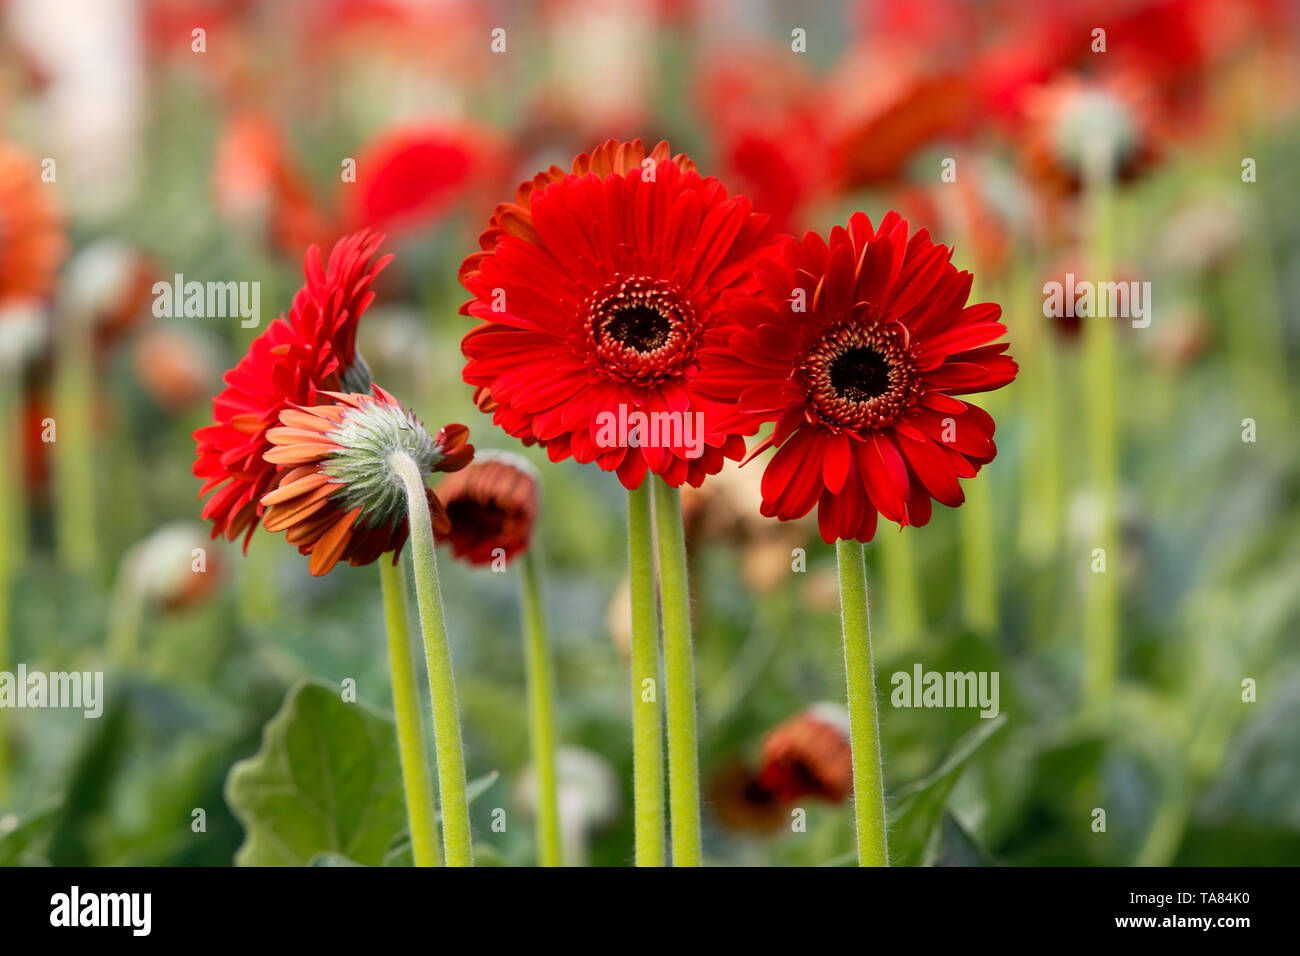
(518, 550), (563, 866)
(391, 451), (473, 866)
(379, 556), (442, 867)
(653, 477), (702, 866)
(836, 538), (889, 866)
(626, 483), (665, 866)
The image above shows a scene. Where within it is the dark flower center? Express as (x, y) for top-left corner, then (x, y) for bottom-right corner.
(829, 347), (892, 403)
(802, 321), (921, 433)
(604, 304), (673, 353)
(583, 276), (700, 386)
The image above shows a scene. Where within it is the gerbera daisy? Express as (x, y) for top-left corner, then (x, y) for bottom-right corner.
(756, 704), (854, 804)
(701, 211), (1017, 544)
(434, 449), (539, 567)
(193, 230), (390, 548)
(458, 137), (781, 490)
(259, 388), (472, 576)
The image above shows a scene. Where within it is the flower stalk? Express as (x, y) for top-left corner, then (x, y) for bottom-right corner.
(836, 538), (889, 866)
(1082, 143), (1121, 705)
(379, 556), (443, 867)
(626, 482), (665, 866)
(653, 477), (702, 866)
(517, 549), (563, 866)
(390, 449), (473, 866)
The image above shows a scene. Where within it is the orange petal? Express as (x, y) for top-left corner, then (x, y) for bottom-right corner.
(262, 484), (336, 531)
(264, 443), (336, 465)
(260, 471), (331, 507)
(309, 507), (361, 576)
(278, 408), (336, 433)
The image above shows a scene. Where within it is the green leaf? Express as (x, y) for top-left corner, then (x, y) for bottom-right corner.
(0, 803), (62, 866)
(929, 812), (997, 867)
(225, 679), (407, 866)
(889, 716), (1005, 866)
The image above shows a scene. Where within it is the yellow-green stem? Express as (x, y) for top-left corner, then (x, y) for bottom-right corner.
(836, 538), (889, 866)
(518, 550), (563, 866)
(391, 451), (473, 866)
(626, 483), (665, 866)
(878, 527), (922, 642)
(652, 477), (702, 866)
(53, 318), (98, 577)
(1082, 152), (1121, 705)
(960, 274), (1000, 633)
(0, 365), (19, 801)
(959, 475), (998, 633)
(379, 556), (442, 867)
(105, 562), (144, 669)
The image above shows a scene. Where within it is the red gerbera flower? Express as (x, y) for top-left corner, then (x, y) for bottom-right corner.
(458, 138), (783, 490)
(193, 230), (391, 548)
(434, 450), (539, 567)
(700, 212), (1017, 544)
(259, 388), (472, 576)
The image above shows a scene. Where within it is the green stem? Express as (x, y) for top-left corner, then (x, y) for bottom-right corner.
(53, 318), (98, 577)
(0, 363), (18, 801)
(959, 474), (998, 633)
(105, 558), (144, 669)
(626, 483), (665, 866)
(390, 451), (473, 867)
(835, 538), (889, 866)
(518, 550), (563, 866)
(1082, 151), (1120, 705)
(959, 275), (999, 633)
(652, 477), (702, 866)
(379, 556), (442, 867)
(878, 527), (922, 642)
(237, 532), (278, 628)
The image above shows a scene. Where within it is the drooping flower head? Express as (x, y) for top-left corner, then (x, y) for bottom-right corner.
(756, 703), (854, 804)
(1021, 74), (1161, 197)
(459, 138), (782, 490)
(259, 388), (472, 576)
(700, 212), (1017, 543)
(434, 449), (539, 567)
(193, 230), (390, 548)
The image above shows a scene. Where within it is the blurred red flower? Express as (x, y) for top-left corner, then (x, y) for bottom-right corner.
(757, 705), (854, 804)
(213, 111), (336, 255)
(342, 124), (505, 236)
(0, 142), (65, 305)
